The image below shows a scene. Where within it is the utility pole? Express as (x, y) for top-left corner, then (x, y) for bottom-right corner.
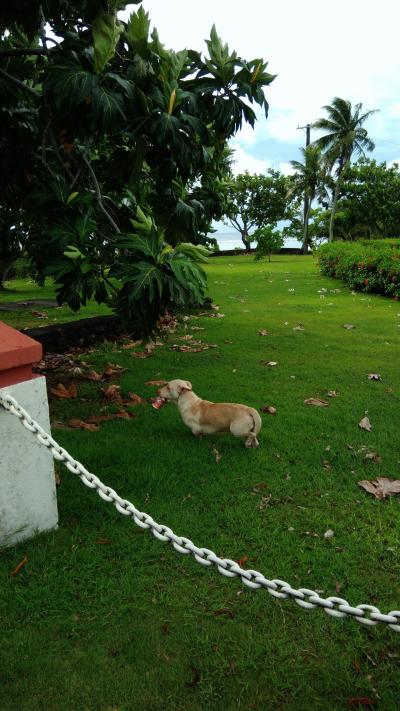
(297, 123), (312, 253)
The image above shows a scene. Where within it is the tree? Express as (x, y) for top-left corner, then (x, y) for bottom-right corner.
(288, 145), (328, 253)
(253, 225), (284, 261)
(336, 158), (400, 240)
(224, 170), (294, 251)
(0, 2), (275, 329)
(312, 97), (377, 242)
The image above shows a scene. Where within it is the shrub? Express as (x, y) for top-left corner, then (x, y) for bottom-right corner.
(317, 240), (400, 298)
(253, 226), (284, 261)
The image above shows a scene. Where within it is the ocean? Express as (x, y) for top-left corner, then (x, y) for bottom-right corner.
(213, 232), (302, 251)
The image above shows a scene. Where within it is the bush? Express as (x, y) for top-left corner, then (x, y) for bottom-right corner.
(253, 226), (284, 261)
(318, 240), (400, 297)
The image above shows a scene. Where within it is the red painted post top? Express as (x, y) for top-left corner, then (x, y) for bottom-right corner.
(0, 322), (43, 388)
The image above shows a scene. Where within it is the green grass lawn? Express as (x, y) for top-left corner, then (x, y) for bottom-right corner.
(1, 255), (400, 711)
(0, 278), (113, 329)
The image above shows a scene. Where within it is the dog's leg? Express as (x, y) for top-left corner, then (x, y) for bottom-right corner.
(192, 430), (203, 439)
(231, 417), (259, 448)
(245, 434), (259, 448)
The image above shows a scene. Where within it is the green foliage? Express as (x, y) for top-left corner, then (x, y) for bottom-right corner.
(0, 1), (274, 329)
(253, 225), (284, 261)
(334, 158), (400, 240)
(288, 145), (329, 252)
(312, 97), (377, 242)
(224, 171), (296, 250)
(318, 240), (400, 297)
(109, 209), (210, 332)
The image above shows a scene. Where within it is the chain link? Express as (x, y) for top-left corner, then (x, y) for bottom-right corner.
(1, 391), (399, 633)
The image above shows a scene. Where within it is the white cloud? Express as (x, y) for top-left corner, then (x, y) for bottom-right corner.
(229, 142), (272, 175)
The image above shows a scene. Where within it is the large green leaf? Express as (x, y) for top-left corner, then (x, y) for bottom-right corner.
(92, 11), (121, 74)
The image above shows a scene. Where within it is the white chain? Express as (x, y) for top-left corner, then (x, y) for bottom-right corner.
(1, 390), (400, 632)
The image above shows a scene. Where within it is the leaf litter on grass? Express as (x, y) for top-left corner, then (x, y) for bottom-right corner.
(358, 478), (400, 500)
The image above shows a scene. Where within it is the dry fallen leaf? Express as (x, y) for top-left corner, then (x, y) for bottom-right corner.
(68, 418), (99, 432)
(358, 416), (372, 431)
(260, 405), (276, 414)
(126, 392), (145, 405)
(50, 382), (78, 399)
(327, 390), (338, 397)
(145, 379), (168, 386)
(292, 324), (304, 332)
(343, 324), (356, 330)
(30, 310), (48, 319)
(86, 411), (134, 423)
(11, 555), (29, 577)
(131, 350), (153, 359)
(236, 555), (249, 568)
(364, 451), (382, 463)
(260, 361), (278, 367)
(258, 329), (269, 336)
(101, 384), (123, 403)
(304, 398), (329, 407)
(347, 697), (375, 708)
(358, 477), (400, 500)
(121, 339), (143, 349)
(367, 373), (381, 381)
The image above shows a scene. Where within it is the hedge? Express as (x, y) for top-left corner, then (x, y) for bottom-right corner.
(317, 240), (400, 298)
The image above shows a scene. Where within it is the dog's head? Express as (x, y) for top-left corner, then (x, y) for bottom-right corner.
(158, 379), (193, 401)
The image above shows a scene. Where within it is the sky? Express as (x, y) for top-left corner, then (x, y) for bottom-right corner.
(120, 0), (400, 179)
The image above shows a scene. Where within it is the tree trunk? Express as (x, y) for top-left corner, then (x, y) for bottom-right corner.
(240, 228), (251, 252)
(301, 199), (312, 254)
(0, 260), (13, 289)
(329, 157), (345, 243)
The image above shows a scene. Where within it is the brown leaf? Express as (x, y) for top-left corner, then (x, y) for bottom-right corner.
(343, 324), (356, 330)
(260, 405), (276, 414)
(50, 382), (78, 399)
(96, 538), (112, 545)
(260, 360), (278, 367)
(86, 411), (133, 423)
(304, 398), (329, 407)
(250, 482), (268, 494)
(161, 623), (169, 636)
(101, 384), (123, 403)
(131, 351), (152, 359)
(367, 373), (381, 381)
(11, 555), (28, 577)
(358, 477), (400, 500)
(121, 339), (143, 349)
(364, 451), (381, 463)
(236, 555), (249, 568)
(186, 667), (201, 687)
(85, 369), (103, 382)
(145, 379), (168, 386)
(54, 468), (61, 486)
(358, 416), (372, 431)
(258, 329), (269, 336)
(213, 608), (235, 619)
(30, 310), (48, 318)
(68, 419), (99, 432)
(126, 392), (145, 405)
(292, 324), (304, 332)
(327, 390), (338, 397)
(102, 363), (124, 378)
(347, 698), (375, 708)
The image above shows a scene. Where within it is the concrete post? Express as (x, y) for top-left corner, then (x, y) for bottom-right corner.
(0, 322), (58, 547)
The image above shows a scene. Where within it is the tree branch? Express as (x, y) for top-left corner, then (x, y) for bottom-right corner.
(0, 67), (40, 98)
(0, 47), (58, 58)
(82, 155), (121, 234)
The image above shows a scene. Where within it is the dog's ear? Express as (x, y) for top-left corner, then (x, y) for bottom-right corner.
(185, 380), (192, 391)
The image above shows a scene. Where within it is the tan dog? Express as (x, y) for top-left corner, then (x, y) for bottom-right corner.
(158, 379), (262, 448)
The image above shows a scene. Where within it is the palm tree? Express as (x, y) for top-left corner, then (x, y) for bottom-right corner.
(312, 97), (377, 242)
(289, 144), (327, 253)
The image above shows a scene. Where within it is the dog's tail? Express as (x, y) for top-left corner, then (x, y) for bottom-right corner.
(249, 408), (262, 437)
